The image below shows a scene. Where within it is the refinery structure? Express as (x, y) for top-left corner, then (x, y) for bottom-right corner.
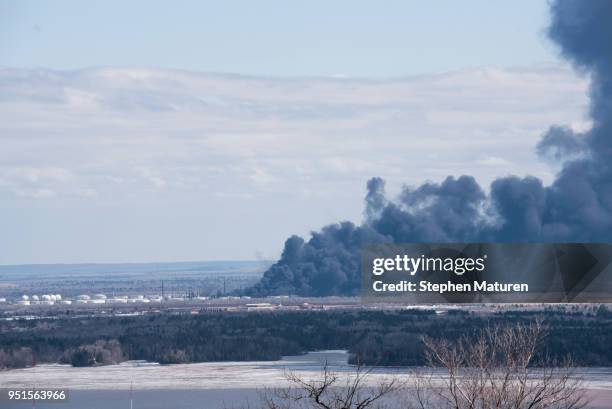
(0, 292), (330, 311)
(8, 293), (220, 306)
(0, 291), (370, 316)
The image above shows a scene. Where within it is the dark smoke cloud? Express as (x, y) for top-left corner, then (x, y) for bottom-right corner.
(247, 0), (612, 297)
(374, 176), (487, 243)
(537, 125), (588, 162)
(250, 224), (389, 296)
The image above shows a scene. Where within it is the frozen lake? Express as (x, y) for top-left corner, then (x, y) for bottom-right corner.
(2, 351), (612, 408)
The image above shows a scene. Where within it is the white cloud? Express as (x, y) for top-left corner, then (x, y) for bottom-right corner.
(0, 65), (590, 262)
(478, 157), (511, 167)
(249, 167), (276, 186)
(134, 167), (167, 189)
(0, 65), (589, 205)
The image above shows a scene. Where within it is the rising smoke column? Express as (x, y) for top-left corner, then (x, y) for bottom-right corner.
(537, 0), (612, 241)
(247, 0), (612, 296)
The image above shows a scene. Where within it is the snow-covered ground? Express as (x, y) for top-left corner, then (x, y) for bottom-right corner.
(2, 351), (612, 408)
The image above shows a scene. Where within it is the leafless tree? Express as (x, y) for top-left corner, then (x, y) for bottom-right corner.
(413, 321), (587, 409)
(257, 362), (400, 409)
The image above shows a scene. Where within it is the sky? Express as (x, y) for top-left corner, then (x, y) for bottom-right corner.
(0, 1), (592, 264)
(2, 0), (554, 77)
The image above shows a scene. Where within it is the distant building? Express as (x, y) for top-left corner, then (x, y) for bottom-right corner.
(246, 303), (276, 311)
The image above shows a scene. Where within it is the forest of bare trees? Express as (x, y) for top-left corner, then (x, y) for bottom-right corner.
(1, 308), (612, 371)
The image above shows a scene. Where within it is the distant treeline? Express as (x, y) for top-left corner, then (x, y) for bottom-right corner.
(1, 305), (611, 370)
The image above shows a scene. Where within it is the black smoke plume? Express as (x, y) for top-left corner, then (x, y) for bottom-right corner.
(247, 0), (612, 296)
